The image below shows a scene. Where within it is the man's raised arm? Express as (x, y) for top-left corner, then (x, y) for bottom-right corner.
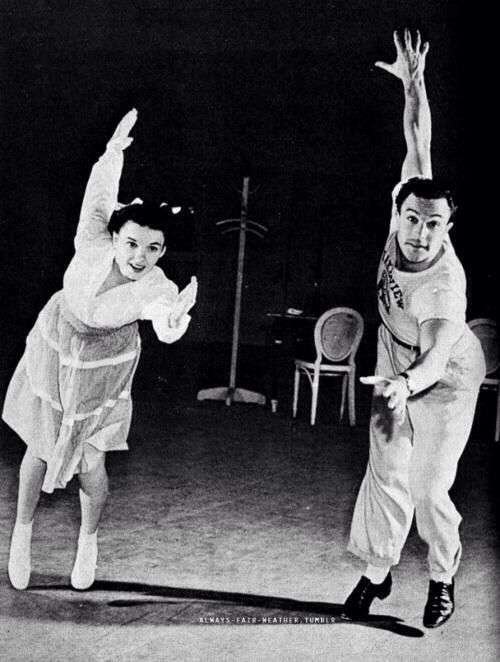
(376, 29), (432, 181)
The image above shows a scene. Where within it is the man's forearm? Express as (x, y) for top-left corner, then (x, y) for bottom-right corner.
(401, 76), (432, 178)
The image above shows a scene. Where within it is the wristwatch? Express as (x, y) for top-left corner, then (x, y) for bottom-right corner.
(399, 371), (414, 395)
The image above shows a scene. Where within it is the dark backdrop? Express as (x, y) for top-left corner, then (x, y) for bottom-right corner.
(0, 1), (495, 376)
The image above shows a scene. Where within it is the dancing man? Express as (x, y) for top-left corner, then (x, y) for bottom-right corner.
(4, 109), (197, 591)
(343, 30), (485, 628)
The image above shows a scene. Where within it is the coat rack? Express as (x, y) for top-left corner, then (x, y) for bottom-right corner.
(197, 176), (267, 406)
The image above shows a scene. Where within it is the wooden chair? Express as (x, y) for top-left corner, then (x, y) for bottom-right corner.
(468, 318), (500, 442)
(293, 307), (364, 426)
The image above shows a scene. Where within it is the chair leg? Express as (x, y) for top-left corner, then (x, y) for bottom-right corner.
(311, 370), (320, 425)
(292, 367), (300, 418)
(340, 374), (347, 421)
(495, 386), (500, 442)
(348, 368), (356, 427)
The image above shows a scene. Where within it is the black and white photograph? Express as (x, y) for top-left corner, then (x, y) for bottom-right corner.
(0, 1), (498, 660)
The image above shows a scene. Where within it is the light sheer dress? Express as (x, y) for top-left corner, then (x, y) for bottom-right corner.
(3, 143), (189, 493)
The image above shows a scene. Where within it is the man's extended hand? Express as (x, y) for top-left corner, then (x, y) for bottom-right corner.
(375, 29), (429, 86)
(360, 375), (411, 425)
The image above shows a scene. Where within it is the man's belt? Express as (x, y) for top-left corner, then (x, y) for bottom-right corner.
(386, 327), (420, 353)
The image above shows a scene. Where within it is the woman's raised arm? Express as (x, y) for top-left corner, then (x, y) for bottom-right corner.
(75, 109), (137, 249)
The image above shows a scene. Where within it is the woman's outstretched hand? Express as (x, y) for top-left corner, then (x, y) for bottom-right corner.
(107, 108), (138, 152)
(169, 276), (198, 328)
(375, 29), (429, 85)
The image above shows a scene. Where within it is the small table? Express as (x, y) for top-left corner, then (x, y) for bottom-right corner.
(265, 312), (317, 412)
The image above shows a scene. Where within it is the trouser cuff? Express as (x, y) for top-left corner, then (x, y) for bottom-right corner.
(347, 542), (399, 567)
(430, 571), (454, 584)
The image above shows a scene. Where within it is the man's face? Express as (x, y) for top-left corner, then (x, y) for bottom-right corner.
(396, 194), (453, 266)
(112, 221), (166, 280)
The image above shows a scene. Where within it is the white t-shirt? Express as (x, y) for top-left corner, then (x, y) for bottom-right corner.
(377, 184), (467, 347)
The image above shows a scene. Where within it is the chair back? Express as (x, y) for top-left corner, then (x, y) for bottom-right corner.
(468, 318), (499, 375)
(314, 307), (364, 364)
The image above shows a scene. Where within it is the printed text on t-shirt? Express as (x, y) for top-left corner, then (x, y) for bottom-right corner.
(377, 251), (404, 313)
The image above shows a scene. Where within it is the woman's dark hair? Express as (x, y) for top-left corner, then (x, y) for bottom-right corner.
(108, 202), (171, 242)
(395, 178), (457, 218)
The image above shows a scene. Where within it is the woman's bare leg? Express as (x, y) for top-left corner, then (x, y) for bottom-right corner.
(71, 453), (109, 589)
(8, 449), (47, 589)
(78, 454), (109, 533)
(16, 449), (47, 523)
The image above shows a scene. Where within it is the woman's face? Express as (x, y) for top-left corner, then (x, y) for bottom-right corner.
(112, 221), (166, 280)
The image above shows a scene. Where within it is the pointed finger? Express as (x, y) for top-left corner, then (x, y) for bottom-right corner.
(421, 41), (429, 59)
(360, 376), (390, 386)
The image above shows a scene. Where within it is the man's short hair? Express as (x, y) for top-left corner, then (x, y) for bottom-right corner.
(395, 178), (457, 218)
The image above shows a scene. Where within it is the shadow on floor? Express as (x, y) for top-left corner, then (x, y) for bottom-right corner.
(27, 577), (424, 637)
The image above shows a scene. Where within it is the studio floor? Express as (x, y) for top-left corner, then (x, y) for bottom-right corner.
(0, 345), (498, 661)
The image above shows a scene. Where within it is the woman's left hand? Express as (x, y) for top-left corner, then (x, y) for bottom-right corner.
(168, 277), (198, 328)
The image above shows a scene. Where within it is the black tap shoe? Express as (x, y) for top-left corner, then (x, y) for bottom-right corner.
(423, 579), (455, 628)
(342, 573), (392, 619)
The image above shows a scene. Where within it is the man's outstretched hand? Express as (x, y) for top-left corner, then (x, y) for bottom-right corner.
(375, 29), (429, 85)
(360, 375), (410, 425)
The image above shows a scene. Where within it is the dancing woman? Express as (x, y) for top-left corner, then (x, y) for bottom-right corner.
(3, 109), (197, 590)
